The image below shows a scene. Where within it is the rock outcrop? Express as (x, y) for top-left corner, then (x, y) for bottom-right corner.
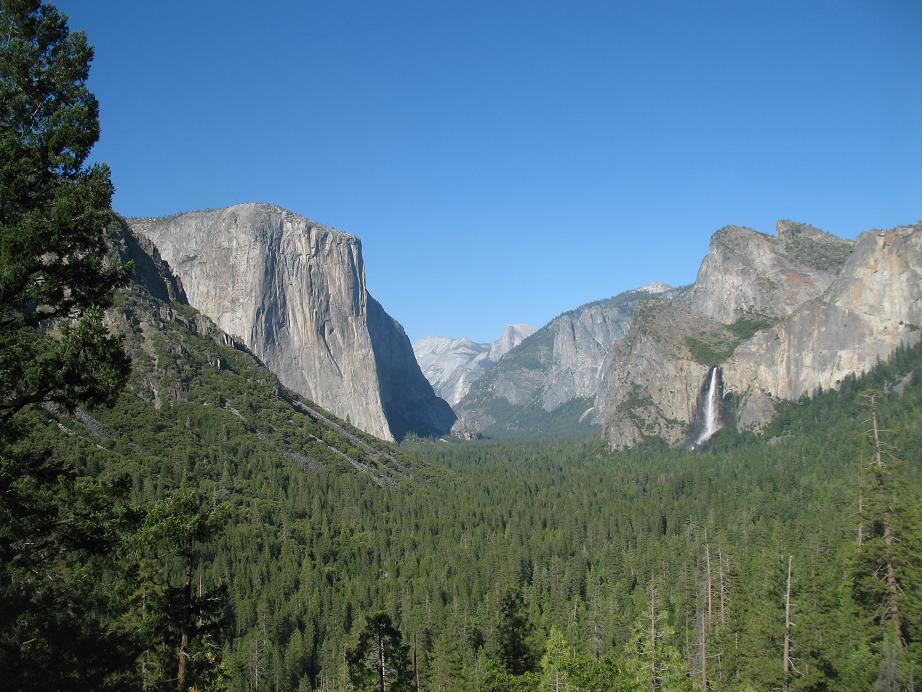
(454, 286), (670, 437)
(687, 222), (851, 321)
(109, 215), (187, 304)
(600, 219), (921, 448)
(413, 324), (535, 406)
(724, 222), (922, 428)
(597, 296), (714, 448)
(126, 203), (454, 441)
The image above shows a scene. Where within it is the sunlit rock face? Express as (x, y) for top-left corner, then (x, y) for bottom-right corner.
(128, 203), (455, 441)
(453, 287), (664, 436)
(600, 219), (921, 448)
(413, 324), (535, 407)
(687, 221), (850, 322)
(724, 222), (922, 427)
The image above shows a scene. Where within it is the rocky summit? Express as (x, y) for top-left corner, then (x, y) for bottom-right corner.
(127, 203), (455, 441)
(724, 223), (922, 428)
(413, 324), (535, 406)
(448, 218), (920, 449)
(599, 220), (921, 448)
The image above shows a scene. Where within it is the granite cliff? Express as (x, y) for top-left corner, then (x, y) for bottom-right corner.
(600, 220), (920, 448)
(126, 203), (455, 441)
(453, 284), (671, 438)
(724, 222), (922, 429)
(412, 324), (535, 406)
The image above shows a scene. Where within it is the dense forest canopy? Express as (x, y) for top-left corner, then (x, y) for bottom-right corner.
(15, 305), (922, 689)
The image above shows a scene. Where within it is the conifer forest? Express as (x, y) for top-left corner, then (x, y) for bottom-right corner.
(1, 1), (921, 690)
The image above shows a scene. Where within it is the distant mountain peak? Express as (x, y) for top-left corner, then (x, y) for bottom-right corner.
(637, 281), (672, 294)
(413, 323), (535, 406)
(489, 323), (537, 362)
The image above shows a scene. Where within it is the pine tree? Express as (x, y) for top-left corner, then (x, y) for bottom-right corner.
(0, 0), (130, 429)
(430, 623), (465, 691)
(496, 588), (539, 675)
(540, 626), (574, 691)
(0, 1), (132, 685)
(852, 391), (921, 688)
(137, 489), (230, 691)
(622, 583), (693, 691)
(346, 611), (413, 691)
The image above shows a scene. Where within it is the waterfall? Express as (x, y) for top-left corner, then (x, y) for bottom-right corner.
(693, 366), (722, 448)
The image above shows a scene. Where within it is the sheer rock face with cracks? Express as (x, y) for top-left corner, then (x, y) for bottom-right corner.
(127, 203), (454, 441)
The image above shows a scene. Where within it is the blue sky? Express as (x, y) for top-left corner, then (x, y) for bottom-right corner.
(59, 0), (922, 343)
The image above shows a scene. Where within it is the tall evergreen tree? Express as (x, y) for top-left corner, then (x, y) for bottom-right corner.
(852, 391), (921, 687)
(137, 489), (230, 691)
(496, 588), (539, 675)
(346, 611), (413, 691)
(429, 622), (465, 691)
(0, 0), (129, 427)
(0, 1), (132, 687)
(622, 583), (693, 691)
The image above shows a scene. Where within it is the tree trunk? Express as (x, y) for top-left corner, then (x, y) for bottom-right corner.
(718, 545), (727, 625)
(379, 635), (386, 692)
(178, 567), (194, 691)
(705, 543), (713, 623)
(177, 631), (189, 692)
(858, 492), (864, 546)
(650, 584), (658, 692)
(871, 404), (905, 647)
(699, 611), (708, 691)
(783, 555), (793, 692)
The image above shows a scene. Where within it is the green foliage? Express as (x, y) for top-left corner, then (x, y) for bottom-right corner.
(0, 416), (140, 690)
(346, 611), (413, 691)
(496, 589), (539, 675)
(784, 234), (853, 271)
(729, 313), (774, 340)
(0, 0), (131, 425)
(684, 334), (734, 365)
(621, 585), (694, 691)
(429, 621), (466, 690)
(0, 1), (133, 686)
(30, 331), (922, 689)
(134, 488), (230, 690)
(478, 659), (541, 691)
(850, 390), (922, 678)
(537, 626), (618, 691)
(685, 314), (774, 365)
(468, 394), (599, 440)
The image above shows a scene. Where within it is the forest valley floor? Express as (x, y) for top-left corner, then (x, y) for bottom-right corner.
(5, 336), (922, 690)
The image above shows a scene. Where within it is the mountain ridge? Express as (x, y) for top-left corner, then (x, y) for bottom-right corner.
(452, 284), (675, 438)
(413, 323), (535, 406)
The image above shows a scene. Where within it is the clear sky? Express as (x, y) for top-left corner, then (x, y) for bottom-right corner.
(58, 0), (922, 343)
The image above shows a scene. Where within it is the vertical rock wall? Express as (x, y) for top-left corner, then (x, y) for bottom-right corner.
(128, 203), (454, 441)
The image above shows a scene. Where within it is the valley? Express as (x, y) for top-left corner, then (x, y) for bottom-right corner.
(3, 1), (921, 690)
(13, 207), (920, 690)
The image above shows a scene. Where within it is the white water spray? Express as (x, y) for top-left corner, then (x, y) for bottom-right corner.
(694, 366), (721, 448)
